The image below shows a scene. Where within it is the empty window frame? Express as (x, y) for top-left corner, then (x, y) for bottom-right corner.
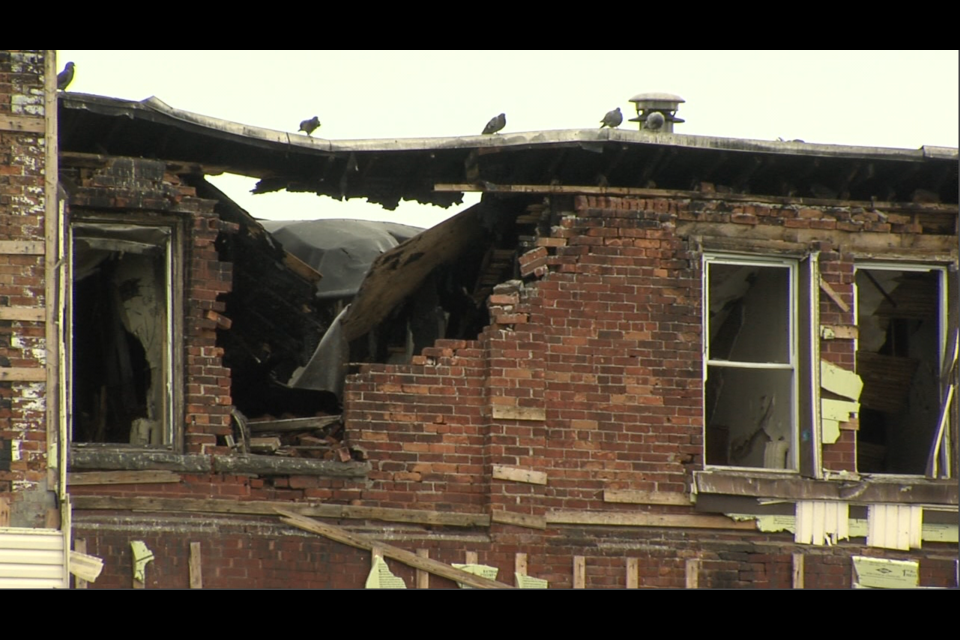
(704, 256), (799, 470)
(69, 222), (179, 447)
(854, 264), (948, 476)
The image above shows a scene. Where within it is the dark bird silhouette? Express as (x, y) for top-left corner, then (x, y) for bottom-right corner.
(482, 113), (506, 135)
(298, 116), (321, 136)
(643, 111), (665, 131)
(600, 107), (622, 129)
(57, 62), (75, 91)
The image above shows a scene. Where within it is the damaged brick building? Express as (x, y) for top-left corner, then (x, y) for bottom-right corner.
(2, 50), (957, 588)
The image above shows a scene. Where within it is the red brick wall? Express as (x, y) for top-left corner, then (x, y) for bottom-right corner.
(63, 158), (234, 454)
(73, 517), (958, 589)
(0, 50), (48, 526)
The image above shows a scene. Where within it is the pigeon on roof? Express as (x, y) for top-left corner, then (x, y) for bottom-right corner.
(600, 107), (622, 129)
(643, 111), (665, 131)
(57, 62), (75, 91)
(482, 113), (506, 135)
(299, 116), (321, 136)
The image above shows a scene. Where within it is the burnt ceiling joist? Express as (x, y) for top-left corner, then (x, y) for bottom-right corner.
(58, 93), (959, 208)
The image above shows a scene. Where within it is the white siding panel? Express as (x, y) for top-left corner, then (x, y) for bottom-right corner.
(0, 528), (67, 588)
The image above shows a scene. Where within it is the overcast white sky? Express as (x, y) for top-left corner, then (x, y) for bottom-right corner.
(56, 50), (959, 228)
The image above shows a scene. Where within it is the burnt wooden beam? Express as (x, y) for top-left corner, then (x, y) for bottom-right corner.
(212, 454), (368, 478)
(69, 449), (212, 473)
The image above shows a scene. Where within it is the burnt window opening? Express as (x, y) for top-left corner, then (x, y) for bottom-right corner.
(704, 258), (797, 470)
(855, 266), (947, 475)
(70, 223), (177, 447)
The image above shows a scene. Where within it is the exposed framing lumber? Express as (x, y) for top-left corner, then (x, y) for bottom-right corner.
(0, 241), (45, 255)
(68, 471), (181, 486)
(819, 279), (851, 313)
(0, 113), (45, 134)
(685, 559), (700, 589)
(73, 540), (88, 588)
(515, 553), (528, 578)
(416, 550), (430, 588)
(573, 556), (585, 589)
(276, 508), (513, 589)
(820, 324), (858, 340)
(626, 557), (639, 589)
(0, 307), (45, 322)
(792, 553), (804, 589)
(0, 368), (47, 382)
(465, 551), (478, 564)
(491, 510), (547, 530)
(246, 415), (341, 433)
(71, 495), (491, 528)
(189, 542), (203, 589)
(603, 489), (691, 506)
(0, 497), (9, 527)
(434, 182), (960, 214)
(546, 510), (757, 530)
(492, 465), (548, 486)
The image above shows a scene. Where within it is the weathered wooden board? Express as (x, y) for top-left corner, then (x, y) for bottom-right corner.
(276, 509), (512, 589)
(603, 489), (691, 506)
(492, 465), (547, 485)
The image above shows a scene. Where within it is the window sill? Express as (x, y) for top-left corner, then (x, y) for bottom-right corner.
(694, 469), (958, 506)
(69, 447), (370, 478)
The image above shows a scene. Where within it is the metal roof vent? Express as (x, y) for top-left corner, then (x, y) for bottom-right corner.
(628, 92), (685, 133)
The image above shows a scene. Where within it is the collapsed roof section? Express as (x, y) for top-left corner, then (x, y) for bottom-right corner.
(58, 93), (959, 209)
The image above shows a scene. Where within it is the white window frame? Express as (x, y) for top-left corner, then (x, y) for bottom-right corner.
(702, 254), (800, 472)
(853, 262), (949, 478)
(67, 221), (179, 449)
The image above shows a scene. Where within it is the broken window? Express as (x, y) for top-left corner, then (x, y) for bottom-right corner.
(69, 222), (179, 447)
(704, 256), (798, 470)
(855, 265), (948, 475)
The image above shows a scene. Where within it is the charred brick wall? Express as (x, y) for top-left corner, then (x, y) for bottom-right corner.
(72, 515), (957, 589)
(333, 193), (956, 587)
(0, 50), (50, 527)
(63, 156), (233, 454)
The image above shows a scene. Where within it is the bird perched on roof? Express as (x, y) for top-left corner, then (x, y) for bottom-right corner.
(299, 116), (321, 136)
(482, 113), (506, 135)
(643, 111), (665, 131)
(600, 107), (622, 129)
(57, 62), (75, 91)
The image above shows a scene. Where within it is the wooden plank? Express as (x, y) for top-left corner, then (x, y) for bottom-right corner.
(491, 406), (546, 421)
(573, 556), (585, 589)
(435, 183), (960, 214)
(0, 307), (45, 322)
(416, 550), (430, 589)
(0, 368), (47, 382)
(820, 360), (863, 400)
(0, 241), (45, 255)
(546, 510), (757, 530)
(685, 559), (700, 589)
(276, 508), (513, 589)
(0, 497), (9, 527)
(792, 553), (804, 588)
(492, 465), (547, 486)
(820, 324), (858, 340)
(68, 471), (181, 486)
(626, 557), (639, 589)
(74, 539), (88, 589)
(819, 279), (850, 313)
(464, 551), (478, 564)
(0, 114), (45, 134)
(822, 398), (859, 421)
(71, 495), (490, 528)
(515, 553), (528, 578)
(491, 510), (547, 530)
(603, 489), (691, 506)
(246, 415), (341, 433)
(189, 542), (202, 589)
